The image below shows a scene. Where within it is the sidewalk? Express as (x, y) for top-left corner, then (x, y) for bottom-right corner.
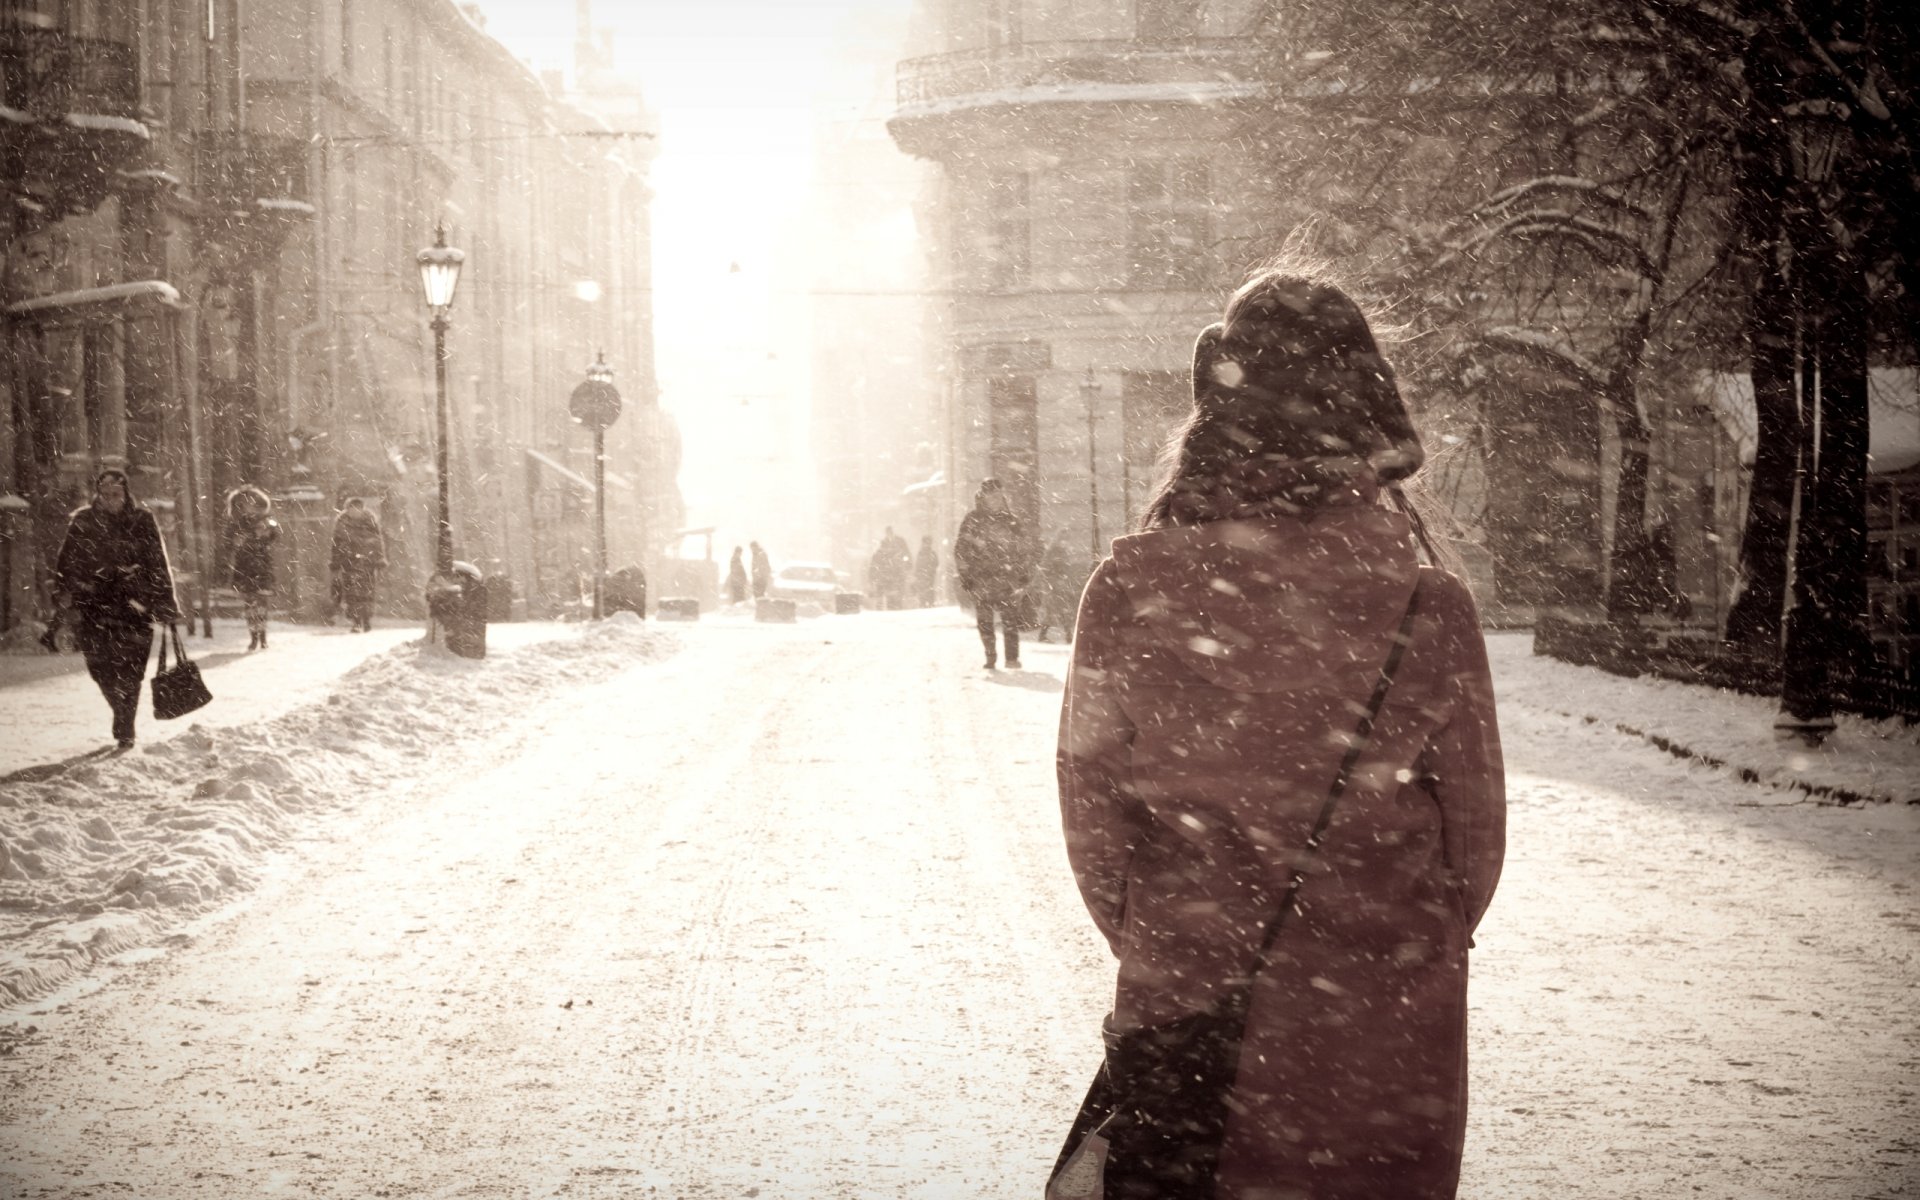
(0, 617), (576, 779)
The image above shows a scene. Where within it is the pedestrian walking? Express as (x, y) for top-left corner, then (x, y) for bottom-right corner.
(726, 546), (749, 604)
(913, 535), (939, 608)
(749, 541), (772, 600)
(953, 478), (1037, 669)
(869, 526), (913, 610)
(221, 485), (279, 650)
(1031, 534), (1088, 643)
(1050, 270), (1505, 1200)
(52, 468), (183, 748)
(329, 498), (387, 633)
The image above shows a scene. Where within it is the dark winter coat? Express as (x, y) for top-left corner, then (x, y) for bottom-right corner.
(726, 550), (749, 604)
(750, 544), (772, 599)
(913, 540), (938, 602)
(953, 507), (1037, 607)
(870, 534), (912, 595)
(1059, 503), (1505, 1200)
(222, 490), (280, 595)
(54, 502), (182, 644)
(329, 508), (387, 605)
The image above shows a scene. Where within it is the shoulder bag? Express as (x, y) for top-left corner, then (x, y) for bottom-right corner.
(151, 623), (213, 721)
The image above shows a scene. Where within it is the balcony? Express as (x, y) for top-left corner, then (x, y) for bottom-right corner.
(895, 38), (1263, 114)
(194, 133), (312, 209)
(0, 20), (141, 121)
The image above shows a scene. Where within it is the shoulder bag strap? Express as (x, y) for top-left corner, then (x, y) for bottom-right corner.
(155, 623), (171, 674)
(1252, 572), (1427, 965)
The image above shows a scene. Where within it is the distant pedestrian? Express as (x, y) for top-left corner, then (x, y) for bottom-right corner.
(749, 541), (772, 599)
(329, 498), (386, 632)
(953, 478), (1037, 669)
(913, 535), (938, 607)
(726, 546), (749, 604)
(1050, 270), (1503, 1200)
(221, 485), (279, 650)
(1031, 534), (1087, 643)
(53, 468), (182, 748)
(869, 526), (913, 610)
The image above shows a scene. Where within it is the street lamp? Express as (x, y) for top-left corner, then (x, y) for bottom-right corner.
(416, 221), (483, 657)
(569, 351), (623, 619)
(416, 221), (464, 577)
(1082, 366), (1101, 561)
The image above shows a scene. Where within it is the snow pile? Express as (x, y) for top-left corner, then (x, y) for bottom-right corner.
(1490, 633), (1920, 804)
(0, 617), (678, 1006)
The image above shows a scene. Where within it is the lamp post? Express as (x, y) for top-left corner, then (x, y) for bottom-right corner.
(1082, 366), (1101, 561)
(416, 221), (479, 655)
(1776, 98), (1852, 745)
(416, 221), (465, 577)
(569, 351), (622, 619)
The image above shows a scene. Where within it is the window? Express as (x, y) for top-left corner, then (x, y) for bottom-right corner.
(985, 170), (1029, 291)
(1136, 0), (1203, 40)
(1128, 158), (1213, 290)
(989, 375), (1040, 528)
(987, 0), (1023, 50)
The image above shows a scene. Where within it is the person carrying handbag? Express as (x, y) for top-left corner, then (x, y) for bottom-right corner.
(1052, 271), (1505, 1200)
(52, 469), (183, 749)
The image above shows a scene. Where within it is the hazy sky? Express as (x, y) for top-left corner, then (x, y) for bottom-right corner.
(471, 0), (916, 557)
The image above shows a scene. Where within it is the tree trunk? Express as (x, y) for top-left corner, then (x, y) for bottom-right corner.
(1605, 411), (1655, 621)
(1723, 257), (1798, 650)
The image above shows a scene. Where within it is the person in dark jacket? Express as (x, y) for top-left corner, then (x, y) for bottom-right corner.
(749, 541), (772, 599)
(1031, 534), (1089, 644)
(953, 478), (1038, 669)
(221, 485), (279, 650)
(869, 526), (913, 610)
(725, 546), (749, 604)
(329, 498), (387, 632)
(1052, 270), (1502, 1200)
(53, 468), (182, 748)
(913, 535), (939, 608)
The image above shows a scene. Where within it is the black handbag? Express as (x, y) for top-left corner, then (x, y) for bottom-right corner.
(151, 623), (213, 720)
(1048, 577), (1427, 1200)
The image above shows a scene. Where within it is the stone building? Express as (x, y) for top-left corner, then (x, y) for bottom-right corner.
(887, 0), (1270, 567)
(0, 0), (671, 638)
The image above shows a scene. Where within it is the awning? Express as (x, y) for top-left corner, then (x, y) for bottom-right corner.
(5, 280), (185, 329)
(902, 469), (946, 497)
(526, 448), (597, 496)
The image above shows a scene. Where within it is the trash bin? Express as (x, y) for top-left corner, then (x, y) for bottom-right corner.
(606, 565), (647, 617)
(427, 561), (487, 659)
(834, 591), (863, 615)
(485, 573), (516, 622)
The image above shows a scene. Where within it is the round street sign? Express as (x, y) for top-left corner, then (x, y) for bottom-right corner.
(569, 377), (622, 430)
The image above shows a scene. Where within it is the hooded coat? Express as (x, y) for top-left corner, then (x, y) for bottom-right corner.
(329, 507), (387, 605)
(1058, 502), (1504, 1199)
(222, 487), (280, 594)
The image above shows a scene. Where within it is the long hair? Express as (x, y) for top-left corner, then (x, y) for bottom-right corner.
(1140, 269), (1424, 529)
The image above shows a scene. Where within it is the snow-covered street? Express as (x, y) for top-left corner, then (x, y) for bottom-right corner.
(1, 610), (1916, 1198)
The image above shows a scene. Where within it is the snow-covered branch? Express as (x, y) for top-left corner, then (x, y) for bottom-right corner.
(1428, 209), (1659, 280)
(1478, 326), (1609, 393)
(1478, 177), (1651, 222)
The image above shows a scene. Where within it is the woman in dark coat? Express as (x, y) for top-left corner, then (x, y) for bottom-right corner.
(329, 498), (387, 632)
(1053, 271), (1505, 1200)
(221, 485), (280, 650)
(913, 535), (939, 607)
(953, 478), (1037, 669)
(725, 546), (749, 604)
(53, 468), (182, 748)
(749, 541), (772, 600)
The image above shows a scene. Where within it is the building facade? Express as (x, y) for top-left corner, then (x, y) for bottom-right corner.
(1, 0), (673, 640)
(887, 0), (1270, 570)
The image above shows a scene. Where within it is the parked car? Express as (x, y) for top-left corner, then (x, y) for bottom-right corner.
(769, 562), (840, 602)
